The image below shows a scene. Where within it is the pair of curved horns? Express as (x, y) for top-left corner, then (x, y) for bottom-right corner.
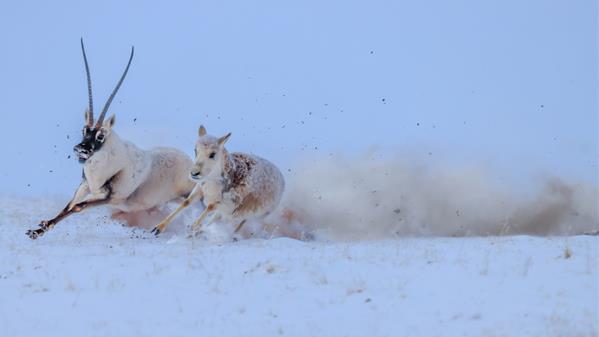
(81, 38), (134, 128)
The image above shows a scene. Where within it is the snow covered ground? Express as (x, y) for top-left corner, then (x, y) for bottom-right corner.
(0, 197), (597, 337)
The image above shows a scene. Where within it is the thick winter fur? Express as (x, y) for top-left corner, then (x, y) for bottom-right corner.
(26, 40), (195, 239)
(26, 115), (196, 239)
(84, 120), (195, 213)
(152, 125), (285, 236)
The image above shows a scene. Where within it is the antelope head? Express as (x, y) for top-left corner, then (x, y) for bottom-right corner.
(190, 125), (232, 181)
(74, 39), (134, 164)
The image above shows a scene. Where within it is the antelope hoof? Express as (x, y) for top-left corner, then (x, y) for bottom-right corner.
(151, 226), (162, 236)
(26, 228), (42, 240)
(26, 229), (38, 239)
(187, 229), (205, 239)
(27, 221), (50, 240)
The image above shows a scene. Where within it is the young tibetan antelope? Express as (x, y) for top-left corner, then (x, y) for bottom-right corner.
(26, 39), (196, 239)
(151, 125), (285, 237)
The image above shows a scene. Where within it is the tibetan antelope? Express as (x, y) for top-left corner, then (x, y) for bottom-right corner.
(151, 125), (285, 237)
(26, 39), (196, 239)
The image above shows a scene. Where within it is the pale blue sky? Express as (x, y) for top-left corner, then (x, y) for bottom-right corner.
(0, 0), (596, 195)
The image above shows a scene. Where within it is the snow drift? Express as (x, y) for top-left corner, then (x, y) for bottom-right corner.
(275, 155), (599, 240)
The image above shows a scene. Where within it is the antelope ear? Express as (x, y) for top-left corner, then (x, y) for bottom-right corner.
(218, 132), (232, 146)
(103, 114), (116, 129)
(199, 125), (207, 137)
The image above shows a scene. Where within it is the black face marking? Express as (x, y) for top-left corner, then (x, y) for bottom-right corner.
(73, 128), (106, 163)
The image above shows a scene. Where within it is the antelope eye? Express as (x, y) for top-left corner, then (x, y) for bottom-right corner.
(209, 152), (216, 159)
(96, 133), (105, 142)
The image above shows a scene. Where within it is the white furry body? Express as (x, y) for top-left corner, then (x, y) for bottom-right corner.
(26, 40), (197, 239)
(82, 131), (195, 213)
(27, 126), (197, 239)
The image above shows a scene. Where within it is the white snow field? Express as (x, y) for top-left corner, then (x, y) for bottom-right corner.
(0, 196), (597, 337)
(0, 198), (599, 337)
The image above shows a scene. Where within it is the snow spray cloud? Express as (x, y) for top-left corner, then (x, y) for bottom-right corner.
(275, 154), (599, 240)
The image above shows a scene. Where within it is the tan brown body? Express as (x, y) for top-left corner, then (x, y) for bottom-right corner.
(152, 125), (284, 237)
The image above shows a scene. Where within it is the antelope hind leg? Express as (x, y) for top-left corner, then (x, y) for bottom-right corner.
(190, 203), (218, 234)
(233, 219), (247, 234)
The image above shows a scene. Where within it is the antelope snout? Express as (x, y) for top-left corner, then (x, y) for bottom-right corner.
(74, 146), (87, 154)
(190, 167), (202, 180)
(73, 145), (91, 162)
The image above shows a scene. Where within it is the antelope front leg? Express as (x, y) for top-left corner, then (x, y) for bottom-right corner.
(151, 185), (201, 236)
(26, 180), (90, 240)
(26, 195), (110, 239)
(190, 203), (219, 234)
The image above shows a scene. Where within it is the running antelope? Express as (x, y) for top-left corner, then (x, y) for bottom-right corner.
(26, 39), (196, 239)
(151, 125), (285, 237)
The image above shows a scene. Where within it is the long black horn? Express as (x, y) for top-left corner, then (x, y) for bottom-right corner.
(95, 46), (134, 128)
(80, 38), (94, 127)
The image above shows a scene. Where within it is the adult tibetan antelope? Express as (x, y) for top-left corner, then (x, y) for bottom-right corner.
(26, 39), (196, 239)
(151, 125), (285, 237)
